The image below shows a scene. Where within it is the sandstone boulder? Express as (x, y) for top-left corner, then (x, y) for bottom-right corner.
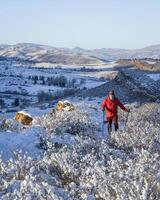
(15, 111), (33, 125)
(56, 100), (75, 112)
(56, 101), (64, 111)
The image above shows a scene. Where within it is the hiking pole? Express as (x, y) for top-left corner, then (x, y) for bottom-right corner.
(125, 110), (130, 127)
(102, 109), (107, 138)
(102, 110), (105, 137)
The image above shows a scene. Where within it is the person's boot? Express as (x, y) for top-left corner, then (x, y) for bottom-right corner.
(115, 124), (119, 132)
(108, 127), (112, 139)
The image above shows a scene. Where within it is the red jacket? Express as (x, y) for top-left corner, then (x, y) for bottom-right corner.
(101, 96), (128, 119)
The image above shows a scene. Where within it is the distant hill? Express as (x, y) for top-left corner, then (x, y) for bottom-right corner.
(0, 43), (160, 64)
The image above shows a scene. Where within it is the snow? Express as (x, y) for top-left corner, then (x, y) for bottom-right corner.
(0, 64), (107, 97)
(147, 73), (160, 81)
(0, 127), (43, 159)
(17, 111), (32, 117)
(82, 79), (106, 89)
(0, 75), (65, 95)
(145, 60), (156, 65)
(33, 61), (118, 69)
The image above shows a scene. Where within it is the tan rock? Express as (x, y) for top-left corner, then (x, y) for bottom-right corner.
(56, 101), (64, 111)
(15, 111), (33, 125)
(56, 100), (75, 112)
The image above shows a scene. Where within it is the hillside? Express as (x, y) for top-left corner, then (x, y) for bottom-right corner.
(0, 43), (106, 65)
(117, 59), (160, 72)
(1, 43), (160, 65)
(0, 99), (160, 199)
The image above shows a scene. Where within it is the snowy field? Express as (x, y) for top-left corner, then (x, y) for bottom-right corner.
(145, 60), (156, 65)
(147, 73), (160, 81)
(0, 61), (115, 111)
(33, 61), (118, 69)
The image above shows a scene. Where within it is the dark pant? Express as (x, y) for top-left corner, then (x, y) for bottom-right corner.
(107, 116), (119, 134)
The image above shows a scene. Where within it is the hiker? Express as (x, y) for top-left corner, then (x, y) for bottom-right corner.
(101, 90), (130, 135)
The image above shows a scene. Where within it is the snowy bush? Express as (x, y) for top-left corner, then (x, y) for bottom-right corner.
(0, 151), (71, 199)
(0, 118), (23, 132)
(111, 103), (160, 151)
(34, 108), (99, 149)
(39, 136), (160, 200)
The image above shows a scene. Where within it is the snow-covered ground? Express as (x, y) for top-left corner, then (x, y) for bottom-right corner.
(145, 60), (156, 65)
(0, 61), (112, 110)
(147, 73), (160, 81)
(33, 61), (118, 69)
(0, 128), (43, 159)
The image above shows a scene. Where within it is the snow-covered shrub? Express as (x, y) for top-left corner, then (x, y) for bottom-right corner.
(39, 135), (160, 199)
(0, 118), (23, 132)
(0, 151), (71, 200)
(111, 103), (160, 151)
(0, 136), (160, 199)
(34, 108), (99, 149)
(0, 102), (159, 199)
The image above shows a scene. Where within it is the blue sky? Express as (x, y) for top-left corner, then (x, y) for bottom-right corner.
(0, 0), (159, 49)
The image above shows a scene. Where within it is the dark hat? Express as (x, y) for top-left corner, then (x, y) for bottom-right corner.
(109, 90), (115, 95)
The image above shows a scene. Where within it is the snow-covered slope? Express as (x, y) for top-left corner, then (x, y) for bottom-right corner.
(0, 43), (105, 65)
(1, 43), (160, 64)
(0, 60), (159, 198)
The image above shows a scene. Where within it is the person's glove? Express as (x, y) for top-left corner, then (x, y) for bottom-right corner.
(127, 109), (130, 113)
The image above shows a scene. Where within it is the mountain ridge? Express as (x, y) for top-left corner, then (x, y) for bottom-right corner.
(0, 43), (160, 64)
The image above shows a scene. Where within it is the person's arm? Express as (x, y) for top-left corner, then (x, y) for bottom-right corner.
(117, 99), (129, 112)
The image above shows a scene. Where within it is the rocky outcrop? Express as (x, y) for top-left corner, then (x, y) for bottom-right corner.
(117, 59), (160, 72)
(56, 100), (75, 112)
(115, 70), (158, 101)
(15, 111), (33, 125)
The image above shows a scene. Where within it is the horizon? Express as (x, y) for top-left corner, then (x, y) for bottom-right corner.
(0, 0), (160, 49)
(1, 42), (160, 51)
